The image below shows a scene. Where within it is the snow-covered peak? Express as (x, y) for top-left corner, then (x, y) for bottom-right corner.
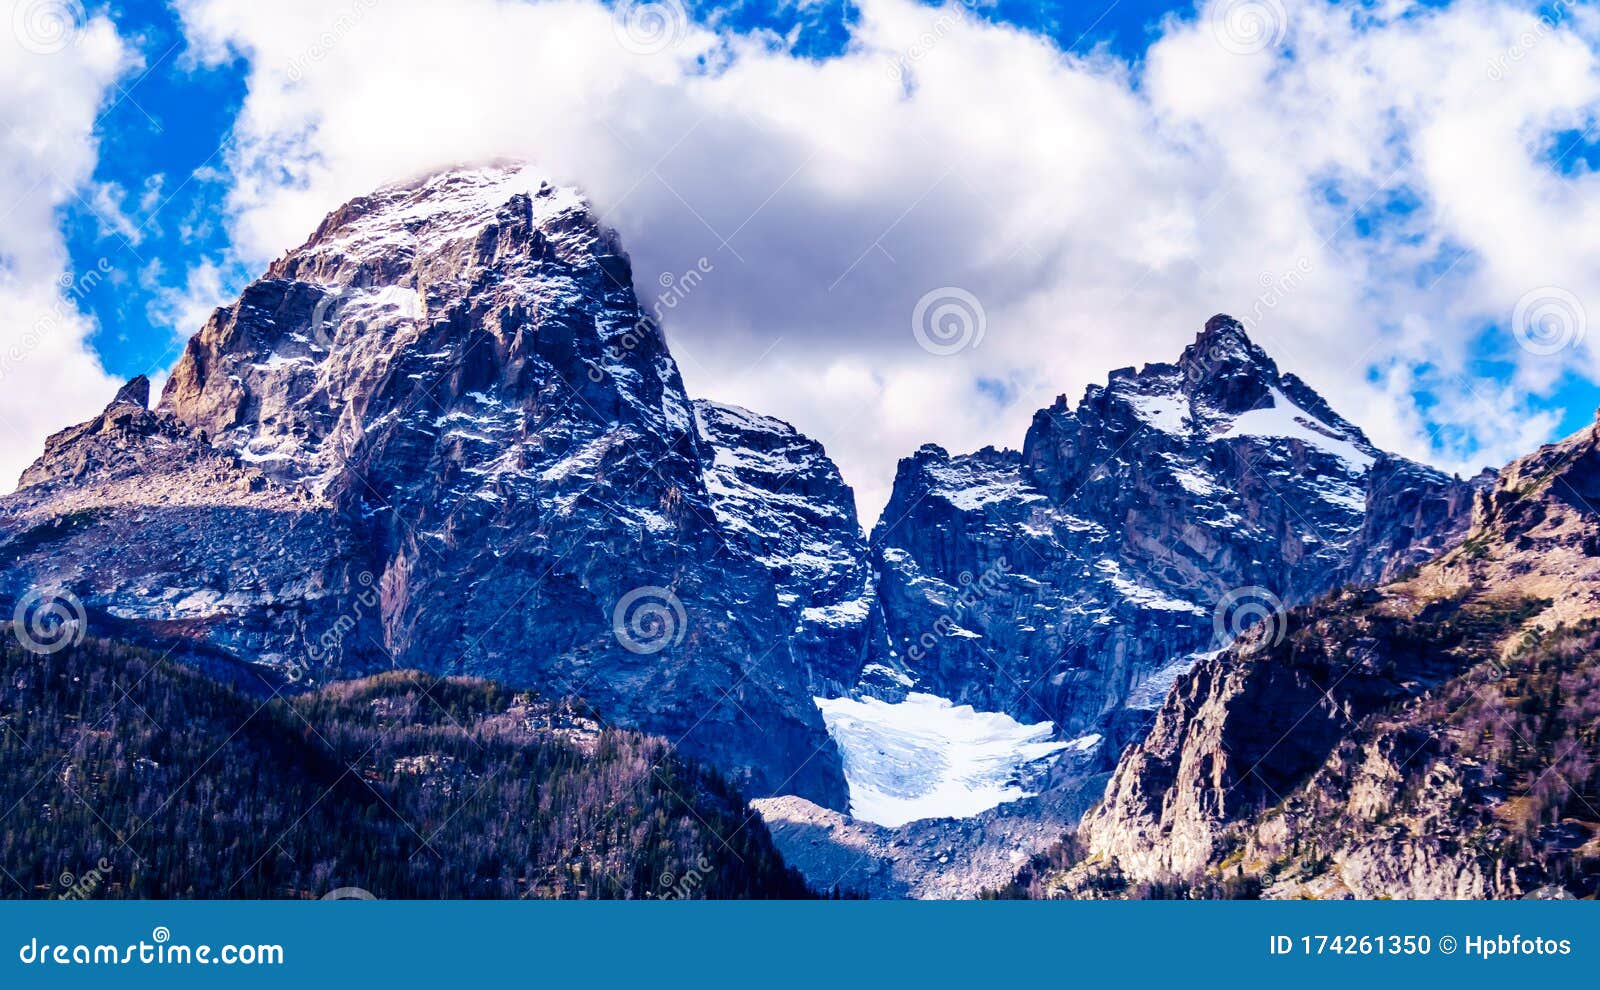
(282, 161), (595, 271)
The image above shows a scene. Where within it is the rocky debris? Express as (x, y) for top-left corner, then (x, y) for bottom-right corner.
(753, 779), (1103, 899)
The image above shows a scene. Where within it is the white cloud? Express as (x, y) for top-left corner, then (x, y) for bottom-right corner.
(146, 257), (232, 344)
(0, 4), (135, 489)
(172, 0), (1600, 519)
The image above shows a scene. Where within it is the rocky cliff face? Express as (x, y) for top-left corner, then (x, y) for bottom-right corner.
(692, 399), (880, 696)
(865, 317), (1478, 739)
(1067, 415), (1600, 899)
(0, 164), (862, 809)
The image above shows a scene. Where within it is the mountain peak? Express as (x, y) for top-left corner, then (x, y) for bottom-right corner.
(111, 374), (150, 409)
(276, 160), (595, 280)
(1181, 313), (1277, 381)
(1202, 311), (1247, 338)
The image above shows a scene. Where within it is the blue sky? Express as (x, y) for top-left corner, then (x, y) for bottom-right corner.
(27, 0), (1600, 516)
(64, 0), (244, 377)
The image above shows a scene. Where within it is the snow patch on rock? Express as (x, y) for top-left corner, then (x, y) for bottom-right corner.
(815, 692), (1070, 827)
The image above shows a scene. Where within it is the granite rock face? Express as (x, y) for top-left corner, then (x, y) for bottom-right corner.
(1, 164), (859, 808)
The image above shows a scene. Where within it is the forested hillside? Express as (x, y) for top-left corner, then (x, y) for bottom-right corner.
(0, 635), (813, 899)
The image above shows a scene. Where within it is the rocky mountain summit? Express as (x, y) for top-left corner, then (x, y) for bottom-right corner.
(1057, 413), (1600, 899)
(0, 163), (859, 808)
(0, 163), (1506, 898)
(864, 316), (1479, 732)
(757, 316), (1486, 896)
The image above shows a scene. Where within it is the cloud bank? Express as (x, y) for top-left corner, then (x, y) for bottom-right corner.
(0, 3), (134, 488)
(172, 0), (1600, 519)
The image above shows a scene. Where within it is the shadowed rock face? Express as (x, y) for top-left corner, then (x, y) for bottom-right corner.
(0, 164), (858, 809)
(692, 400), (882, 696)
(863, 315), (1482, 751)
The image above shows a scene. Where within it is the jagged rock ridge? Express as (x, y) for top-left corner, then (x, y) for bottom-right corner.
(758, 316), (1485, 897)
(1065, 413), (1600, 899)
(0, 164), (1495, 898)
